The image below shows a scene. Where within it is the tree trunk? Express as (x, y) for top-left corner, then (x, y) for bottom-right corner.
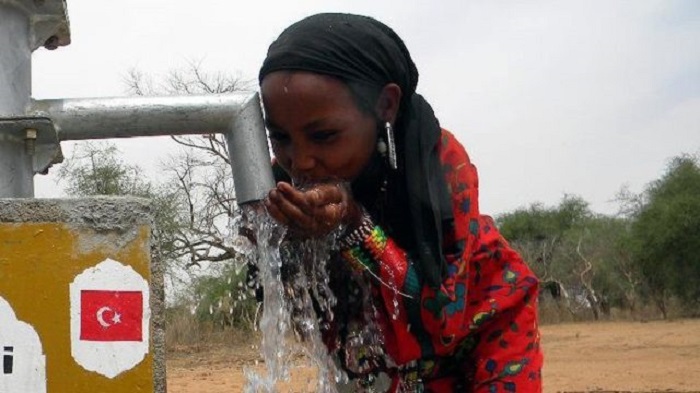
(652, 291), (668, 319)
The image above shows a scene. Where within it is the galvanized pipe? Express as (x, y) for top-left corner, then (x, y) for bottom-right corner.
(2, 1), (272, 203)
(31, 93), (254, 141)
(225, 93), (276, 204)
(30, 93), (275, 204)
(0, 2), (34, 197)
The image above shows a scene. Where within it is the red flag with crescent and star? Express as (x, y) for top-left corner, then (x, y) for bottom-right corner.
(80, 290), (143, 342)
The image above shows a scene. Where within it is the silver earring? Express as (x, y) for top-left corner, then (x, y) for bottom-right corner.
(377, 138), (388, 156)
(385, 122), (397, 170)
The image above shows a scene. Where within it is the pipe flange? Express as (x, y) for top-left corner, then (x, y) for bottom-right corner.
(0, 117), (63, 174)
(1, 0), (71, 51)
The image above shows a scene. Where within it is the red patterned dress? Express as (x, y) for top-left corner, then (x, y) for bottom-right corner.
(332, 129), (543, 392)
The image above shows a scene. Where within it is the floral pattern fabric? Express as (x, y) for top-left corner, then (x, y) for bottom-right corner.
(350, 129), (543, 392)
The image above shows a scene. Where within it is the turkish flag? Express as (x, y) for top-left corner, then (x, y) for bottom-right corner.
(80, 290), (143, 342)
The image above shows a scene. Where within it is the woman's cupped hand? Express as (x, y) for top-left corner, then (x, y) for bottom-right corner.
(264, 181), (362, 238)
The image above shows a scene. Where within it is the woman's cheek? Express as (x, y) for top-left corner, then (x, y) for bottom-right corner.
(271, 145), (289, 167)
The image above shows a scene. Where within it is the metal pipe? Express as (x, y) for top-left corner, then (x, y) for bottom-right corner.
(30, 93), (275, 204)
(0, 2), (34, 197)
(30, 93), (254, 140)
(225, 93), (275, 204)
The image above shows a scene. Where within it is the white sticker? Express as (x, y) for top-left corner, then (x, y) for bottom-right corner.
(0, 296), (47, 393)
(69, 259), (150, 379)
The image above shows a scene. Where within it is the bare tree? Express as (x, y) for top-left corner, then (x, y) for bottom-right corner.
(575, 233), (602, 320)
(125, 60), (255, 269)
(614, 249), (641, 314)
(122, 62), (266, 327)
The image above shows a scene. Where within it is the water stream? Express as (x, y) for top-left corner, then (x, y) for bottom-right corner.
(235, 202), (347, 393)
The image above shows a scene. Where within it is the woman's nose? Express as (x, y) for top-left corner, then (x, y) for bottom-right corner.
(289, 145), (316, 174)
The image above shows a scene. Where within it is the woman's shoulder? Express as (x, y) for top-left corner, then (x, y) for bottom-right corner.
(439, 128), (472, 164)
(439, 128), (478, 186)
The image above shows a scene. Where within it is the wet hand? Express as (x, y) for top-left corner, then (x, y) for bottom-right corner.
(264, 181), (361, 238)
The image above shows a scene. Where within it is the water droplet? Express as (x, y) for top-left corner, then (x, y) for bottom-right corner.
(232, 233), (256, 256)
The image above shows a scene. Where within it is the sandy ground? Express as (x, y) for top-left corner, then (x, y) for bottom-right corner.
(167, 319), (700, 392)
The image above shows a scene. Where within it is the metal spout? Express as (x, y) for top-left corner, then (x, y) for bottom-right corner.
(225, 93), (275, 205)
(29, 93), (275, 204)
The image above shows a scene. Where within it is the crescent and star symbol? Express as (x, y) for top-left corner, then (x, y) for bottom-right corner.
(96, 306), (122, 328)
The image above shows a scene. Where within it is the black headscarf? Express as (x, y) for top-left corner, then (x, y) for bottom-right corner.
(259, 13), (453, 290)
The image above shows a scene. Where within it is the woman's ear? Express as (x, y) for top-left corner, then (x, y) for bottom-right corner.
(375, 83), (402, 124)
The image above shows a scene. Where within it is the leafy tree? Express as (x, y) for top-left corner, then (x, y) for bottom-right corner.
(498, 195), (591, 290)
(192, 263), (258, 330)
(57, 141), (186, 288)
(630, 154), (700, 316)
(498, 195), (637, 320)
(57, 141), (152, 197)
(556, 215), (636, 319)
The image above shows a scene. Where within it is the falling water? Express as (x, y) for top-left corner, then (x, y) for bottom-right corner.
(234, 202), (347, 393)
(233, 202), (286, 392)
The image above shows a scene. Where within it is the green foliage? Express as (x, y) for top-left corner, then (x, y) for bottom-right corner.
(498, 195), (590, 242)
(192, 263), (258, 330)
(499, 153), (700, 320)
(564, 215), (636, 309)
(498, 195), (637, 320)
(56, 141), (188, 289)
(57, 142), (152, 197)
(497, 195), (595, 284)
(630, 154), (700, 311)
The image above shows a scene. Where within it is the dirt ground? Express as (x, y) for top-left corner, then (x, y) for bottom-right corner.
(167, 319), (700, 392)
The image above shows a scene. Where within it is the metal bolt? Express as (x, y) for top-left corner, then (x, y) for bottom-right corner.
(25, 128), (37, 156)
(44, 35), (59, 50)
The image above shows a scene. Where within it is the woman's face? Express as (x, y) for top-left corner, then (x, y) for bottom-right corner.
(261, 71), (379, 184)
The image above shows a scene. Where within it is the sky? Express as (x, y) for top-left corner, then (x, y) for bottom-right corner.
(31, 0), (700, 216)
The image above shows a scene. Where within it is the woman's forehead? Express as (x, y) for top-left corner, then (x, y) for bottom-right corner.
(261, 71), (347, 96)
(261, 71), (364, 129)
(260, 72), (359, 117)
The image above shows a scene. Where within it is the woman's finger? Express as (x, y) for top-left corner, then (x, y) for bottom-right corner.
(270, 182), (354, 236)
(277, 182), (315, 215)
(270, 188), (315, 229)
(264, 195), (289, 226)
(266, 190), (289, 220)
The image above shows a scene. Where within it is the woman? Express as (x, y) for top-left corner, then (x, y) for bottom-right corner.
(259, 13), (542, 392)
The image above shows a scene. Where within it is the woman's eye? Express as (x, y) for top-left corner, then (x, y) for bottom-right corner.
(269, 131), (290, 143)
(311, 130), (337, 143)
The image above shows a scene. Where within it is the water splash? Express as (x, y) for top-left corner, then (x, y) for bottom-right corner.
(240, 202), (290, 392)
(280, 237), (348, 392)
(239, 202), (346, 392)
(237, 197), (408, 392)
